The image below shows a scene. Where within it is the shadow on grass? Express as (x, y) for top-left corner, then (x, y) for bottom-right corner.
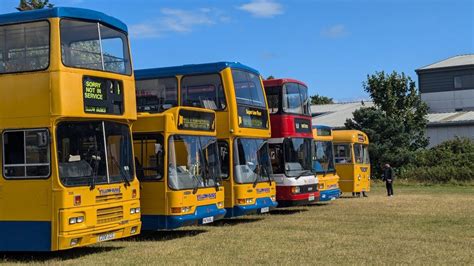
(0, 246), (122, 263)
(269, 208), (308, 215)
(126, 229), (207, 242)
(207, 218), (263, 227)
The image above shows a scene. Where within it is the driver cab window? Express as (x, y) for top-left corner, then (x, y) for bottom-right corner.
(269, 143), (283, 174)
(133, 134), (164, 181)
(334, 144), (352, 163)
(218, 141), (230, 179)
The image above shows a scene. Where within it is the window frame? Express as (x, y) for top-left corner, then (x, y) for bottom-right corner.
(0, 20), (51, 75)
(59, 18), (133, 76)
(2, 128), (51, 180)
(135, 76), (179, 113)
(282, 83), (311, 116)
(133, 133), (165, 182)
(231, 69), (267, 109)
(217, 140), (230, 180)
(180, 73), (228, 111)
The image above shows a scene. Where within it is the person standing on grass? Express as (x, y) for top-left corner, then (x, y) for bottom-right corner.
(382, 164), (394, 196)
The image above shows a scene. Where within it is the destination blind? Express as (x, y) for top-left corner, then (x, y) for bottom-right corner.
(83, 76), (124, 115)
(178, 109), (215, 131)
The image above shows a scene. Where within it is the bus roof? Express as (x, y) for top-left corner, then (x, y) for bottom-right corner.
(0, 7), (128, 32)
(135, 62), (260, 80)
(333, 130), (369, 144)
(263, 78), (307, 88)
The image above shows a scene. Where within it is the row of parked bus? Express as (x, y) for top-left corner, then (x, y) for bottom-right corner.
(0, 7), (370, 252)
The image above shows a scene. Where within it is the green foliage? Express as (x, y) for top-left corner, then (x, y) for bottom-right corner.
(345, 71), (429, 177)
(266, 75), (275, 80)
(310, 94), (334, 105)
(17, 0), (53, 11)
(399, 138), (474, 183)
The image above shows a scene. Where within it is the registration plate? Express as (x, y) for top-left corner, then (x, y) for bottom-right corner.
(308, 194), (315, 201)
(260, 207), (270, 213)
(98, 232), (115, 242)
(202, 216), (214, 224)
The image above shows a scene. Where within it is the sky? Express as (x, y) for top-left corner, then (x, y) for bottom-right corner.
(1, 0), (473, 101)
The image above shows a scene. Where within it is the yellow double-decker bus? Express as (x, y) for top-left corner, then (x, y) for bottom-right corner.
(132, 106), (226, 229)
(135, 62), (277, 218)
(333, 130), (371, 197)
(0, 7), (140, 251)
(312, 125), (341, 202)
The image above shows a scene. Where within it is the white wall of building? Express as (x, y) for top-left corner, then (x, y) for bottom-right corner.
(421, 89), (474, 113)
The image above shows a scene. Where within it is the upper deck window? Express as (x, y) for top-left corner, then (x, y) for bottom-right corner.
(181, 74), (226, 110)
(265, 87), (280, 114)
(60, 19), (131, 75)
(232, 69), (266, 108)
(0, 21), (49, 74)
(283, 83), (311, 116)
(136, 77), (178, 113)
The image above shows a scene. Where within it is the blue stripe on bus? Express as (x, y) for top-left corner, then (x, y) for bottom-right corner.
(141, 204), (226, 230)
(319, 188), (341, 202)
(135, 62), (260, 80)
(0, 221), (51, 251)
(225, 197), (278, 218)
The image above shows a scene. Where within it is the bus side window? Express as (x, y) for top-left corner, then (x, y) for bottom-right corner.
(181, 74), (227, 110)
(218, 141), (229, 179)
(2, 129), (50, 178)
(269, 143), (283, 174)
(133, 134), (164, 181)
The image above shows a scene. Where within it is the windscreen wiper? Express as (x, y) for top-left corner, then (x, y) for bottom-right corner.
(295, 170), (313, 180)
(110, 155), (131, 187)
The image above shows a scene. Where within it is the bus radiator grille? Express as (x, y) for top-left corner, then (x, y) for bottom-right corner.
(96, 193), (123, 203)
(97, 206), (124, 224)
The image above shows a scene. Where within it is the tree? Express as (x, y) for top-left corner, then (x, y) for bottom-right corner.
(310, 94), (334, 105)
(345, 71), (428, 177)
(17, 0), (54, 11)
(266, 75), (275, 80)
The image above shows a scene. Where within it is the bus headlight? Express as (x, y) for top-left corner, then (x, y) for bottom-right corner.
(291, 186), (300, 194)
(69, 216), (84, 224)
(271, 195), (276, 202)
(171, 206), (192, 213)
(217, 201), (224, 208)
(237, 198), (253, 204)
(130, 207), (140, 214)
(70, 238), (80, 246)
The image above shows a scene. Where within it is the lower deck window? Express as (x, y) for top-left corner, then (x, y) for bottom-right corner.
(2, 129), (50, 178)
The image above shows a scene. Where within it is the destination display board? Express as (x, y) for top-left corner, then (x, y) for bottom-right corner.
(294, 118), (311, 133)
(358, 134), (366, 143)
(178, 109), (215, 131)
(237, 106), (269, 129)
(83, 76), (124, 115)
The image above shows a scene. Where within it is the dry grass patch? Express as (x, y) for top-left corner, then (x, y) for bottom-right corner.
(2, 184), (473, 265)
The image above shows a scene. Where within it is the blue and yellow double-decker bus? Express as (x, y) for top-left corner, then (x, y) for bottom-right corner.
(312, 125), (341, 202)
(135, 62), (278, 218)
(0, 7), (140, 251)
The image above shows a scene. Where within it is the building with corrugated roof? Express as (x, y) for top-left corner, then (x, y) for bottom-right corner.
(416, 54), (474, 113)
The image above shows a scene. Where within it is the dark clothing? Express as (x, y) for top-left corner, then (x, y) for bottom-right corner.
(386, 182), (393, 196)
(382, 167), (395, 196)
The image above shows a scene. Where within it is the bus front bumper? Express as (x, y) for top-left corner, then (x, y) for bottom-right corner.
(225, 197), (278, 218)
(142, 204), (226, 230)
(277, 191), (320, 207)
(58, 219), (141, 250)
(319, 188), (341, 202)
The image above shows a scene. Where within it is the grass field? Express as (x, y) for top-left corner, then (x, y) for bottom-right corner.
(2, 183), (473, 265)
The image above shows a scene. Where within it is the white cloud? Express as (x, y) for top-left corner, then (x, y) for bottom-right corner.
(321, 24), (349, 39)
(130, 8), (228, 39)
(238, 0), (284, 18)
